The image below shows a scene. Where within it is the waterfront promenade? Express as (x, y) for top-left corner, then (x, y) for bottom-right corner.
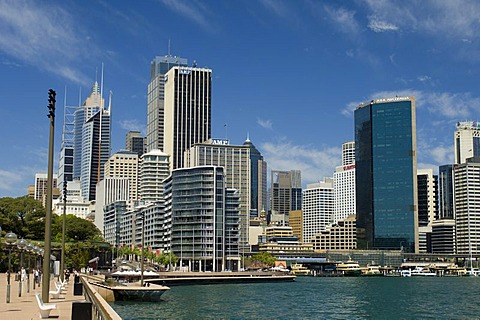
(0, 273), (77, 320)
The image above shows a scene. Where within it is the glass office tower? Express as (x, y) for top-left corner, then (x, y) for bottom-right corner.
(355, 97), (418, 252)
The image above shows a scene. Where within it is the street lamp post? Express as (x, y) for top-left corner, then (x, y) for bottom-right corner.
(60, 180), (67, 283)
(43, 88), (56, 303)
(25, 242), (33, 293)
(17, 238), (27, 297)
(5, 232), (18, 303)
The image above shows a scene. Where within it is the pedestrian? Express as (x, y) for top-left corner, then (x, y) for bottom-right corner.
(21, 267), (26, 282)
(34, 268), (39, 284)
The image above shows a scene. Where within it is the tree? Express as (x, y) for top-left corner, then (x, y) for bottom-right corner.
(248, 252), (276, 268)
(0, 196), (46, 240)
(52, 214), (103, 242)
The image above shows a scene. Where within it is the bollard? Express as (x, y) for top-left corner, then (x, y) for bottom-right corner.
(71, 300), (92, 320)
(73, 282), (83, 295)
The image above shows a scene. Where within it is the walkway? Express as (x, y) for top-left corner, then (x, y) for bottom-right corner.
(0, 273), (81, 319)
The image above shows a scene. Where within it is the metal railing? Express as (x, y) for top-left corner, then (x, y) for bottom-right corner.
(80, 275), (122, 320)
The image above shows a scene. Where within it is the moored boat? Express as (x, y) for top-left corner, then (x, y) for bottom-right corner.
(336, 260), (362, 276)
(290, 263), (311, 276)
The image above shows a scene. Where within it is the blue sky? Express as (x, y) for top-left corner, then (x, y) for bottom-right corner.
(1, 0), (480, 197)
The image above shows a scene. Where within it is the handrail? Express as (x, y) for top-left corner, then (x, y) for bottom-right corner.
(80, 275), (122, 320)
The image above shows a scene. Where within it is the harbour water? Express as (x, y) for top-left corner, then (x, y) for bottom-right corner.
(111, 276), (480, 319)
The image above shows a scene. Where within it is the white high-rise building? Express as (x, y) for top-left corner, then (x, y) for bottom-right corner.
(454, 121), (480, 164)
(453, 158), (480, 255)
(302, 178), (334, 243)
(34, 173), (58, 202)
(333, 166), (356, 224)
(72, 78), (112, 202)
(333, 141), (356, 224)
(104, 151), (139, 203)
(139, 149), (170, 203)
(164, 66), (212, 171)
(342, 141), (355, 166)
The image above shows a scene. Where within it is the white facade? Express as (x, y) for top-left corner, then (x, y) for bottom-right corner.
(453, 160), (480, 255)
(104, 151), (139, 203)
(139, 149), (170, 203)
(333, 165), (355, 224)
(302, 178), (334, 243)
(94, 177), (130, 235)
(454, 121), (480, 164)
(34, 173), (58, 202)
(342, 141), (355, 166)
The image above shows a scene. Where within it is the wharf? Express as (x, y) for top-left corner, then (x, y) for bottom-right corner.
(0, 273), (78, 320)
(143, 271), (296, 286)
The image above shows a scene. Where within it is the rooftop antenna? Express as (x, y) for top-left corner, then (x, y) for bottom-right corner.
(224, 123), (228, 141)
(100, 63), (104, 108)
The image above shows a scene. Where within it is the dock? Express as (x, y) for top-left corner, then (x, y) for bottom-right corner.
(142, 271), (296, 286)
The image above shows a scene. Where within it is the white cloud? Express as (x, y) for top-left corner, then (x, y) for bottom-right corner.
(257, 118), (273, 130)
(118, 119), (146, 135)
(160, 0), (214, 32)
(0, 169), (24, 193)
(429, 145), (454, 165)
(363, 0), (480, 40)
(259, 0), (289, 18)
(417, 75), (432, 82)
(260, 141), (341, 186)
(367, 16), (399, 32)
(0, 0), (93, 85)
(324, 5), (359, 35)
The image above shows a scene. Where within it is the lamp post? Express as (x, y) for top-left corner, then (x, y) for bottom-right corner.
(5, 232), (18, 303)
(25, 242), (33, 293)
(17, 238), (27, 297)
(43, 88), (56, 303)
(60, 180), (67, 283)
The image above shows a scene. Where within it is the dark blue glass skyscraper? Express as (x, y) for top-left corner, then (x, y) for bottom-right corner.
(355, 97), (418, 252)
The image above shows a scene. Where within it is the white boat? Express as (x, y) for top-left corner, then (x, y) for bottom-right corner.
(336, 260), (362, 276)
(407, 267), (436, 277)
(362, 264), (383, 276)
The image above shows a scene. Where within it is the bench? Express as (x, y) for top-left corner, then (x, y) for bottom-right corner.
(35, 293), (57, 319)
(54, 280), (67, 292)
(49, 283), (63, 299)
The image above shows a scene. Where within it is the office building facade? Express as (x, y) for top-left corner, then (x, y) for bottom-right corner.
(439, 164), (455, 219)
(453, 158), (480, 255)
(164, 166), (240, 272)
(126, 131), (146, 156)
(302, 179), (334, 243)
(270, 170), (302, 225)
(139, 149), (170, 203)
(163, 66), (212, 171)
(355, 97), (418, 252)
(147, 55), (188, 152)
(417, 169), (438, 227)
(104, 151), (139, 203)
(454, 121), (480, 165)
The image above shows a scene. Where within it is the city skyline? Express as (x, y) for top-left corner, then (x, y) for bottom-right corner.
(2, 0), (480, 197)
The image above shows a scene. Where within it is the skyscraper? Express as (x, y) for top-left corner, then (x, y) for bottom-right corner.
(163, 65), (212, 171)
(139, 149), (170, 203)
(104, 151), (139, 203)
(270, 170), (302, 225)
(302, 179), (334, 243)
(355, 97), (418, 252)
(453, 157), (480, 255)
(454, 121), (480, 164)
(417, 169), (438, 227)
(333, 141), (356, 224)
(80, 106), (111, 201)
(71, 78), (111, 202)
(126, 131), (146, 156)
(438, 164), (455, 219)
(147, 55), (188, 152)
(184, 138), (267, 250)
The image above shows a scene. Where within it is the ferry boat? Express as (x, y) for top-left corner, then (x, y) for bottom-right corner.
(290, 263), (311, 276)
(336, 260), (362, 276)
(401, 267), (436, 277)
(361, 264), (383, 276)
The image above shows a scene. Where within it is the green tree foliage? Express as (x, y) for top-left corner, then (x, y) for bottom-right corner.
(248, 252), (276, 268)
(52, 214), (103, 242)
(0, 196), (46, 240)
